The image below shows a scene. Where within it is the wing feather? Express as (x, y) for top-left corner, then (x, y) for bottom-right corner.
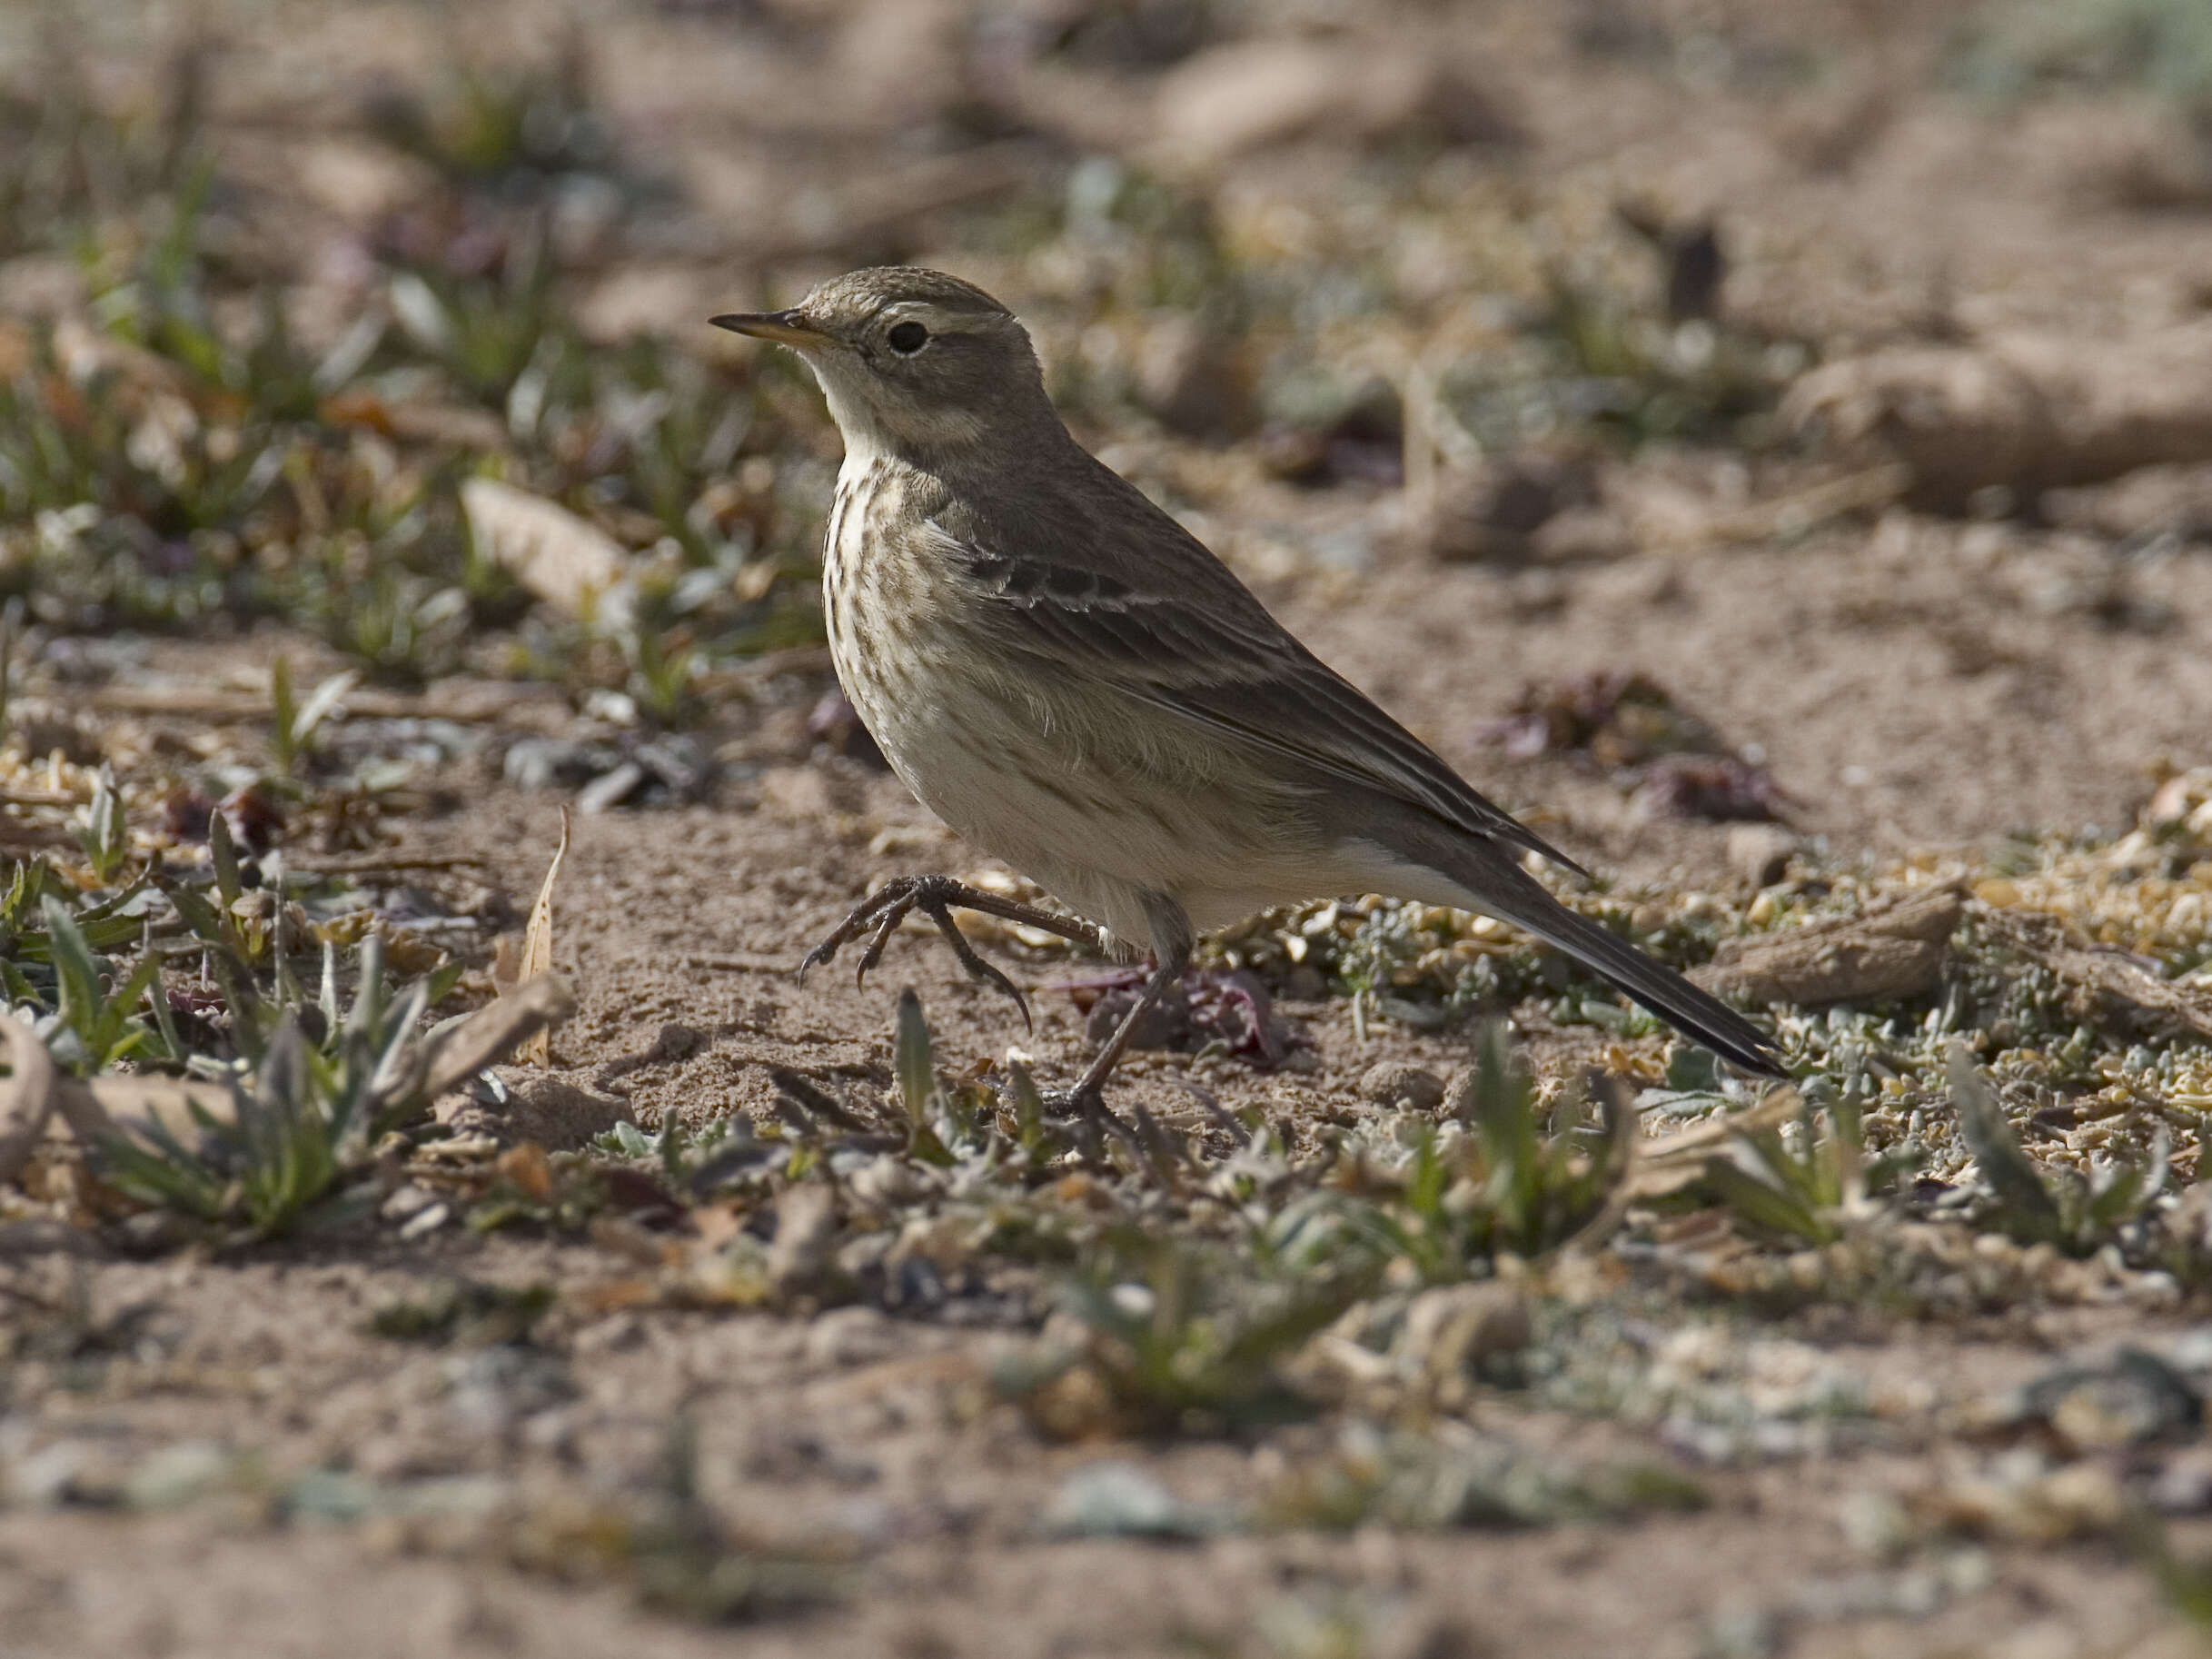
(924, 462), (1588, 879)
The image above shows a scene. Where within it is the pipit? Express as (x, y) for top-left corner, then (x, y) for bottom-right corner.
(713, 268), (1783, 1116)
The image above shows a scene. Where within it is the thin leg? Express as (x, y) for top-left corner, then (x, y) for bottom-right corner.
(1050, 950), (1188, 1112)
(796, 874), (1105, 1028)
(1043, 891), (1194, 1125)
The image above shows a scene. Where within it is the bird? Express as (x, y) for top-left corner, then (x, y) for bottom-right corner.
(711, 267), (1783, 1118)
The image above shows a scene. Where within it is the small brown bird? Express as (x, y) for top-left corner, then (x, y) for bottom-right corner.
(713, 268), (1782, 1116)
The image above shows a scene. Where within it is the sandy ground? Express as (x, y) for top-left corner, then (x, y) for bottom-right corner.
(11, 0), (2212, 1654)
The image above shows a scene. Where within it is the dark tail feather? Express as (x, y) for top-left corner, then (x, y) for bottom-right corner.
(1333, 797), (1787, 1078)
(1485, 877), (1783, 1077)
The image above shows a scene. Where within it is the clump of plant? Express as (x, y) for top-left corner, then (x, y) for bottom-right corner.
(1961, 0), (2212, 103)
(89, 938), (463, 1238)
(1694, 1089), (1909, 1247)
(1273, 1024), (1633, 1286)
(1018, 1228), (1364, 1435)
(1949, 1041), (2169, 1254)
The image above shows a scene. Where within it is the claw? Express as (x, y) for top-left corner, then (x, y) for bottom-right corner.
(923, 907), (1032, 1029)
(856, 903), (907, 988)
(792, 873), (1082, 1032)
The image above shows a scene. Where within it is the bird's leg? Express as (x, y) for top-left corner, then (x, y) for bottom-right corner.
(796, 874), (1104, 1028)
(1043, 940), (1192, 1125)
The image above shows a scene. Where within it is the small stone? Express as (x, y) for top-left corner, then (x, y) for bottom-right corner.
(1727, 823), (1800, 889)
(439, 1071), (636, 1151)
(1042, 1461), (1215, 1538)
(381, 1185), (436, 1222)
(757, 764), (837, 822)
(1359, 1061), (1445, 1111)
(125, 1442), (234, 1511)
(2150, 1445), (2212, 1514)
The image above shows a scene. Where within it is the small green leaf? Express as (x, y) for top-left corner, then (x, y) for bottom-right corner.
(1948, 1041), (2061, 1243)
(892, 988), (934, 1130)
(208, 809), (243, 911)
(270, 656), (297, 774)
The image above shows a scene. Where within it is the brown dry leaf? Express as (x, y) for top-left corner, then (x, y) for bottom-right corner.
(323, 391), (510, 453)
(460, 479), (633, 625)
(571, 1277), (663, 1316)
(765, 1184), (839, 1296)
(1625, 1087), (1801, 1201)
(587, 1214), (675, 1267)
(1149, 37), (1515, 172)
(507, 810), (570, 1067)
(1691, 886), (1964, 1006)
(689, 1204), (748, 1251)
(414, 975), (580, 1103)
(0, 1013), (56, 1184)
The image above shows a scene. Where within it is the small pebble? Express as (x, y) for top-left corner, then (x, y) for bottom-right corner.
(1727, 823), (1800, 889)
(1359, 1060), (1445, 1111)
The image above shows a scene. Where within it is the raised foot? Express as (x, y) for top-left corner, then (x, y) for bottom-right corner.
(795, 874), (1102, 1030)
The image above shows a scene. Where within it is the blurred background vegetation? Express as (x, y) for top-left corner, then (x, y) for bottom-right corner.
(4, 0), (2204, 714)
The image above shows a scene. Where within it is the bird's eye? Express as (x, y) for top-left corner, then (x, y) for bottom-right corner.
(886, 320), (929, 354)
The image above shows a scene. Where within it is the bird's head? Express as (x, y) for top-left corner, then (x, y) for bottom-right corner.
(712, 267), (1052, 463)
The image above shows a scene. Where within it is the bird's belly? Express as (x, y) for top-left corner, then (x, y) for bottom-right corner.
(830, 627), (1332, 946)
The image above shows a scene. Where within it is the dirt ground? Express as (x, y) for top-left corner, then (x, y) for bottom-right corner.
(13, 0), (2212, 1654)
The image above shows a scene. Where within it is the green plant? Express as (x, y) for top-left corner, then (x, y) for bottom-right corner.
(1290, 1024), (1632, 1283)
(72, 765), (131, 885)
(268, 657), (357, 779)
(1965, 0), (2212, 102)
(91, 937), (449, 1238)
(35, 897), (169, 1073)
(1696, 1091), (1910, 1247)
(1040, 1231), (1360, 1432)
(628, 1418), (847, 1623)
(1950, 1041), (2169, 1252)
(1258, 1426), (1706, 1532)
(369, 1278), (555, 1346)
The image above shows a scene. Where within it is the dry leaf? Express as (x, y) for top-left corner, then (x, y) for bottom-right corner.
(494, 1141), (555, 1203)
(1624, 1088), (1800, 1201)
(414, 975), (580, 1103)
(461, 478), (634, 625)
(1979, 909), (2212, 1043)
(511, 810), (570, 1067)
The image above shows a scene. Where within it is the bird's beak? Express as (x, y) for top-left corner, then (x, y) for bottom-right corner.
(709, 309), (830, 348)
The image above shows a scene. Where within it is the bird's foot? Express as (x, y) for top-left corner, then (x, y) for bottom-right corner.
(796, 874), (1101, 1029)
(1037, 1078), (1116, 1124)
(1033, 1078), (1150, 1162)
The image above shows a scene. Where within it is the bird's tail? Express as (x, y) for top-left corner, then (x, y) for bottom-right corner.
(1478, 873), (1785, 1078)
(1365, 815), (1786, 1078)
